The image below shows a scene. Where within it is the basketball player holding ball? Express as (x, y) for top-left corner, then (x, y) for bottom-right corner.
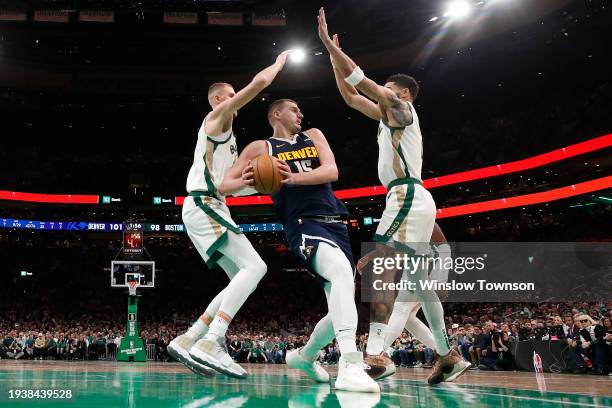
(317, 7), (470, 385)
(220, 99), (379, 393)
(167, 51), (289, 379)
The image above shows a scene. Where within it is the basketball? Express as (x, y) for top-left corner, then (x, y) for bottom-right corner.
(252, 154), (283, 194)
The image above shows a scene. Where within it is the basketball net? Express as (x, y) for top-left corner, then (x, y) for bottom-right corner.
(127, 281), (138, 296)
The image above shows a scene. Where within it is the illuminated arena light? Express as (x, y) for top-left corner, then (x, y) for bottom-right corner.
(0, 191), (99, 204)
(1, 176), (609, 230)
(289, 48), (306, 63)
(1, 135), (610, 217)
(444, 1), (473, 19)
(436, 175), (612, 219)
(176, 133), (612, 205)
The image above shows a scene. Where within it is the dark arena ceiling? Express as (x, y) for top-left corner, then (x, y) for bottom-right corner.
(0, 0), (596, 94)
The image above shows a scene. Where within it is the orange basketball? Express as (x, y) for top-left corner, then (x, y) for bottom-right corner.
(252, 154), (283, 194)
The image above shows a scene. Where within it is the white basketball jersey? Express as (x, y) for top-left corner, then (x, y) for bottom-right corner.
(376, 101), (423, 188)
(186, 114), (238, 197)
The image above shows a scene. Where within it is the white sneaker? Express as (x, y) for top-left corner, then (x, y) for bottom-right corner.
(286, 347), (330, 383)
(168, 335), (216, 378)
(334, 352), (380, 393)
(189, 336), (248, 379)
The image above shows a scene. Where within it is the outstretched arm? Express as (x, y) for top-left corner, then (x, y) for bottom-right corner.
(206, 51), (290, 133)
(318, 8), (412, 126)
(330, 35), (381, 121)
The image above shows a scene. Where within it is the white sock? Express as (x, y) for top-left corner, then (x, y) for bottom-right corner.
(312, 244), (359, 357)
(405, 314), (436, 350)
(301, 314), (335, 361)
(384, 302), (412, 349)
(185, 318), (208, 342)
(336, 329), (358, 355)
(410, 256), (451, 355)
(206, 315), (229, 341)
(366, 322), (387, 355)
(419, 301), (450, 355)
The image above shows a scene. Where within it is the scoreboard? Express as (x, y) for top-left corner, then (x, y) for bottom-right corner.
(0, 218), (283, 233)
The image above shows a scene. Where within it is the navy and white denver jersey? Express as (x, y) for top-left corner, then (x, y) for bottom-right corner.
(266, 132), (348, 224)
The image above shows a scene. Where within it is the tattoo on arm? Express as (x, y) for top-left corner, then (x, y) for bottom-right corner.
(388, 97), (413, 127)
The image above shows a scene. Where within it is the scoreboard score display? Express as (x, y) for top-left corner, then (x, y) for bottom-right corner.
(145, 223), (185, 232)
(1, 219), (284, 233)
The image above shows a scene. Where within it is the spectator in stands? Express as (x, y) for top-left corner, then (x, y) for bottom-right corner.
(478, 331), (514, 371)
(228, 335), (241, 360)
(278, 336), (286, 363)
(263, 336), (276, 364)
(6, 336), (24, 360)
(24, 334), (34, 359)
(547, 315), (566, 339)
(55, 333), (68, 360)
(468, 325), (483, 368)
(33, 333), (46, 360)
(76, 335), (87, 360)
(45, 333), (57, 360)
(0, 334), (7, 359)
(569, 314), (610, 375)
(67, 335), (78, 360)
(247, 342), (267, 363)
(602, 317), (611, 334)
(324, 340), (340, 365)
(413, 342), (434, 368)
(562, 314), (580, 339)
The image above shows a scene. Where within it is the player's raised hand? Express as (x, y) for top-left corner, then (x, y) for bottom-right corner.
(332, 33), (341, 49)
(317, 7), (332, 45)
(275, 50), (291, 68)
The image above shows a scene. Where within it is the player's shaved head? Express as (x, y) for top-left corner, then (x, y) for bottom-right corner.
(208, 82), (234, 106)
(267, 99), (297, 125)
(385, 74), (419, 101)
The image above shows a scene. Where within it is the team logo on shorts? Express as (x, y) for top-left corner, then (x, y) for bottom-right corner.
(303, 245), (315, 258)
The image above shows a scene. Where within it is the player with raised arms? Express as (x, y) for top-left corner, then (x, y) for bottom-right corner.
(167, 51), (289, 379)
(219, 99), (379, 393)
(316, 7), (470, 384)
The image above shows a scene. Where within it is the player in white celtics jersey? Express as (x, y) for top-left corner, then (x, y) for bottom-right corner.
(167, 51), (289, 379)
(317, 7), (470, 385)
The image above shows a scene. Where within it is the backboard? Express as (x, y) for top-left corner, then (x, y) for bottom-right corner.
(111, 260), (155, 288)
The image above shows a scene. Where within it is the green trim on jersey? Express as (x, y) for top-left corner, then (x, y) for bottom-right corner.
(390, 127), (410, 179)
(205, 230), (227, 269)
(207, 131), (233, 145)
(192, 196), (241, 235)
(202, 143), (218, 195)
(188, 190), (217, 198)
(387, 177), (422, 190)
(374, 182), (415, 241)
(382, 120), (405, 133)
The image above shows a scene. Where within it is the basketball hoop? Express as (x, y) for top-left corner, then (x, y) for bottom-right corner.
(127, 280), (139, 296)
